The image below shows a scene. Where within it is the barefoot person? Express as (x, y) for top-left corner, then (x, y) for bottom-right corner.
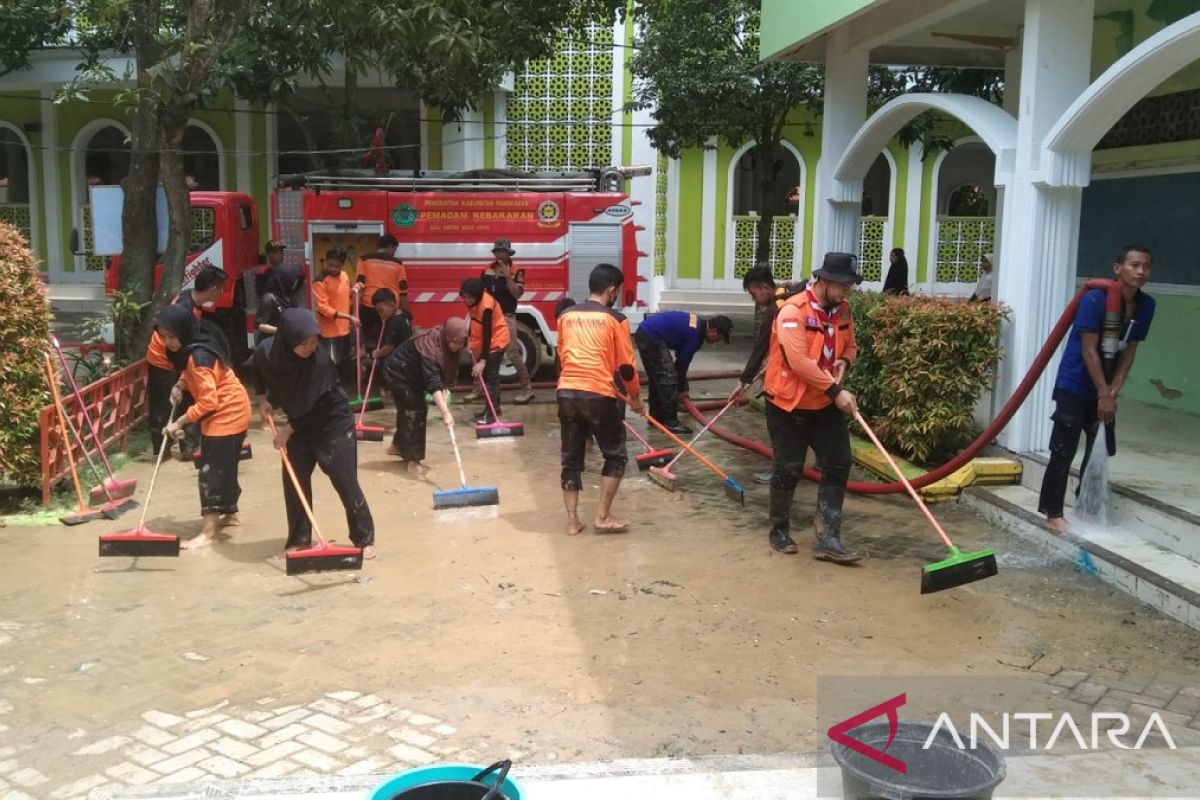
(556, 263), (643, 535)
(381, 319), (465, 474)
(1038, 246), (1155, 533)
(253, 309), (377, 559)
(157, 304), (251, 550)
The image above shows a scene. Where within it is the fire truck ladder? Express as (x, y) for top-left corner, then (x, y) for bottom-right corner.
(279, 166), (651, 194)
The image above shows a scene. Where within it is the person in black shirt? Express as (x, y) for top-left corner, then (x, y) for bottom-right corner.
(478, 237), (535, 404)
(882, 248), (909, 295)
(255, 263), (303, 344)
(382, 318), (465, 475)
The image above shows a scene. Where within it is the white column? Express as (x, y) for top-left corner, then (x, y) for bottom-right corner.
(234, 99), (252, 194)
(903, 142), (924, 279)
(814, 28), (869, 271)
(995, 0), (1094, 453)
(441, 108), (485, 172)
(493, 91), (508, 168)
(630, 102), (658, 308)
(40, 89), (64, 283)
(1003, 35), (1023, 117)
(699, 140), (718, 289)
(610, 17), (627, 167)
(665, 157), (681, 291)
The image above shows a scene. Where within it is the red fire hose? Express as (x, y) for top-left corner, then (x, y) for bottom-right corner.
(681, 280), (1119, 494)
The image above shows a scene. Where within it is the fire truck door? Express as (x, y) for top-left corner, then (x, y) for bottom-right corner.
(567, 224), (623, 303)
(307, 222), (384, 284)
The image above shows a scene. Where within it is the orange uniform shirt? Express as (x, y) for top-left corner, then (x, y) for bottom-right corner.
(764, 291), (857, 412)
(313, 271), (351, 338)
(357, 256), (408, 308)
(467, 291), (510, 358)
(555, 300), (641, 400)
(146, 299), (204, 370)
(181, 353), (251, 436)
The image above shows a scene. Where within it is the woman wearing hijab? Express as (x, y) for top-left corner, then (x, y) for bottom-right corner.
(381, 318), (466, 475)
(255, 262), (304, 342)
(157, 304), (252, 550)
(882, 248), (910, 296)
(253, 309), (376, 558)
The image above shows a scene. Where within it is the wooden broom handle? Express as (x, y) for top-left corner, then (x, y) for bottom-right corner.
(265, 415), (327, 545)
(44, 354), (87, 509)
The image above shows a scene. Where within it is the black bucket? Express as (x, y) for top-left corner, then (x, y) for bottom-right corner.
(831, 721), (1006, 800)
(384, 760), (513, 800)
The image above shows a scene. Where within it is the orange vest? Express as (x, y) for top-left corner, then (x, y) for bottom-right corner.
(181, 354), (251, 436)
(313, 271), (351, 338)
(467, 292), (510, 358)
(147, 299), (204, 370)
(556, 301), (641, 400)
(357, 256), (407, 307)
(764, 292), (855, 412)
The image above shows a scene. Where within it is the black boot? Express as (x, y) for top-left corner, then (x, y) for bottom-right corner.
(813, 486), (861, 564)
(768, 485), (799, 554)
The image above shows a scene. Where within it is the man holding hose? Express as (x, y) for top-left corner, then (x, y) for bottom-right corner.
(763, 253), (863, 563)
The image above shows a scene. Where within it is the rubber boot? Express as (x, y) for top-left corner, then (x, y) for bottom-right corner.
(768, 485), (799, 554)
(813, 486), (861, 563)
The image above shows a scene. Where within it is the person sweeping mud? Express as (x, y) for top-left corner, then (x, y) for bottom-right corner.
(634, 310), (733, 434)
(764, 252), (862, 563)
(146, 266), (228, 461)
(475, 237), (535, 404)
(157, 304), (251, 550)
(556, 263), (643, 535)
(313, 246), (359, 386)
(381, 318), (465, 474)
(1038, 245), (1155, 533)
(254, 309), (377, 559)
(368, 289), (413, 361)
(460, 277), (509, 425)
(356, 234), (409, 347)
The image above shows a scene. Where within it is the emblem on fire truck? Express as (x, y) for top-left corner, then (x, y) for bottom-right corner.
(536, 199), (561, 227)
(391, 203), (418, 227)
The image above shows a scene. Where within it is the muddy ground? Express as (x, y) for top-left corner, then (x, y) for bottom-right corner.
(2, 345), (1199, 790)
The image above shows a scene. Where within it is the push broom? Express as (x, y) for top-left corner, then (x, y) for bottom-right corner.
(348, 295), (384, 414)
(649, 371), (759, 489)
(623, 420), (675, 471)
(433, 424), (500, 509)
(267, 416), (364, 576)
(354, 325), (386, 442)
(474, 368), (523, 439)
(99, 398), (181, 557)
(49, 335), (137, 503)
(44, 356), (124, 526)
(854, 410), (997, 594)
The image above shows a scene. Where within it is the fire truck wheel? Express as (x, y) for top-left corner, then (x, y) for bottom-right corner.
(499, 320), (543, 382)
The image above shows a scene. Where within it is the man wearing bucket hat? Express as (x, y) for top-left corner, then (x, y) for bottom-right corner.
(762, 252), (862, 563)
(475, 237), (535, 404)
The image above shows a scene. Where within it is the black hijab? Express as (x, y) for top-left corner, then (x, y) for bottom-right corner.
(155, 304), (231, 371)
(262, 263), (302, 306)
(253, 308), (338, 420)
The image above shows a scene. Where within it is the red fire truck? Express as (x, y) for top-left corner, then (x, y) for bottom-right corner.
(106, 167), (650, 375)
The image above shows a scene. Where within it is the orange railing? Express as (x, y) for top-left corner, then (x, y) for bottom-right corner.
(40, 359), (149, 505)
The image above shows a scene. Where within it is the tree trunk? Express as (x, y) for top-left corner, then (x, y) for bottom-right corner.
(124, 0), (163, 359)
(752, 142), (773, 268)
(151, 106), (193, 323)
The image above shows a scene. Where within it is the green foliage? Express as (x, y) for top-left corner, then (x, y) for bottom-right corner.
(845, 292), (1009, 465)
(0, 1), (70, 78)
(0, 222), (52, 486)
(82, 290), (141, 367)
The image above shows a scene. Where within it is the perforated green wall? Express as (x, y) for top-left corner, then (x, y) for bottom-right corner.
(654, 152), (667, 276)
(731, 215), (796, 281)
(935, 216), (995, 283)
(858, 216), (886, 282)
(0, 204), (32, 247)
(506, 23), (615, 170)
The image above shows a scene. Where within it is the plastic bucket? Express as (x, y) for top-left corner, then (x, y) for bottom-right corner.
(371, 762), (523, 800)
(830, 721), (1006, 800)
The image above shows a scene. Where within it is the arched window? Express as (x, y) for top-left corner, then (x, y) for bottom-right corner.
(183, 123), (222, 190)
(731, 143), (801, 217)
(0, 125), (34, 247)
(947, 183), (991, 216)
(81, 125), (131, 190)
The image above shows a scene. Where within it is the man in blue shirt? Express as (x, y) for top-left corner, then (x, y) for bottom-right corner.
(1039, 246), (1155, 532)
(635, 311), (733, 434)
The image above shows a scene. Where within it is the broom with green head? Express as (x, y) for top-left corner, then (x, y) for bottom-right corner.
(854, 410), (997, 594)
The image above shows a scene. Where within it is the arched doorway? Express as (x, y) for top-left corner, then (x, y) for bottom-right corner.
(183, 122), (223, 191)
(857, 151), (895, 290)
(71, 121), (131, 280)
(929, 139), (997, 295)
(0, 123), (36, 253)
(726, 141), (805, 286)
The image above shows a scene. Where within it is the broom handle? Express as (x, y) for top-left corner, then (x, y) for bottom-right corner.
(853, 410), (955, 550)
(447, 424), (470, 489)
(51, 367), (113, 500)
(475, 355), (502, 421)
(43, 355), (88, 510)
(665, 380), (751, 470)
(357, 324), (386, 426)
(136, 398), (178, 531)
(622, 420), (654, 451)
(266, 415), (328, 546)
(624, 397), (731, 481)
(50, 335), (116, 477)
(354, 289), (363, 399)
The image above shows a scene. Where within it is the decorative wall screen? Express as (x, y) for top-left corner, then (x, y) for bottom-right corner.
(0, 204), (32, 246)
(858, 216), (887, 282)
(730, 214), (796, 282)
(505, 23), (615, 171)
(935, 216), (995, 283)
(654, 153), (668, 277)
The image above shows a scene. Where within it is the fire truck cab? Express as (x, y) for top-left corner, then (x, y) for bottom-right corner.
(272, 167), (649, 376)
